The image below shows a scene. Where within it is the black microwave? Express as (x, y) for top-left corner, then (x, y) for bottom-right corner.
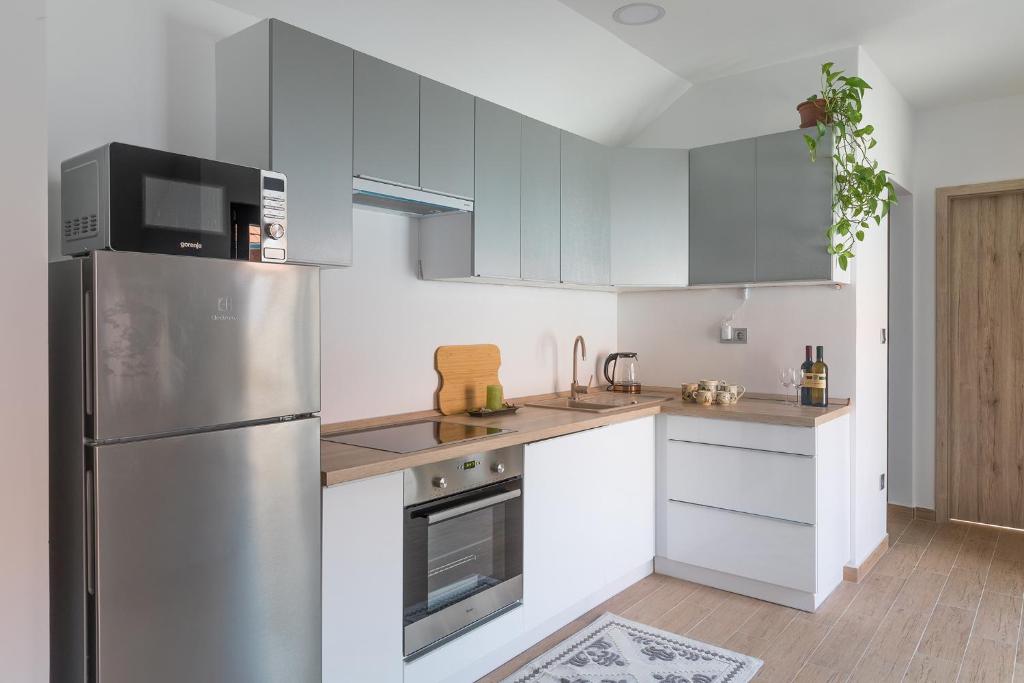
(60, 142), (288, 263)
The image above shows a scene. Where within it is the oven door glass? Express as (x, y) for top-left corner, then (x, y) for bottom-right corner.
(403, 478), (523, 654)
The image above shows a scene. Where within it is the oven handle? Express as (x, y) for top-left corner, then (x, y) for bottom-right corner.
(426, 489), (521, 525)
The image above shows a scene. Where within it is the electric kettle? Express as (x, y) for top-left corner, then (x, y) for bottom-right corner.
(604, 352), (641, 393)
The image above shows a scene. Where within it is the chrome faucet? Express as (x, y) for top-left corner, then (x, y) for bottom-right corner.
(571, 335), (590, 400)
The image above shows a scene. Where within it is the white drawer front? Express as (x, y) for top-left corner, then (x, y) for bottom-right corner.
(665, 415), (816, 456)
(665, 501), (816, 592)
(666, 440), (815, 524)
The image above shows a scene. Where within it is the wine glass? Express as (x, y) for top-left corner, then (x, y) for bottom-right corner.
(779, 367), (801, 405)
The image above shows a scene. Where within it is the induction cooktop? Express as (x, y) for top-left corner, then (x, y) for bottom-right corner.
(322, 419), (513, 454)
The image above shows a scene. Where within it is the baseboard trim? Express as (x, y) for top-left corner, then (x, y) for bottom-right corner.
(915, 507), (936, 521)
(654, 556), (834, 612)
(843, 534), (889, 583)
(887, 503), (936, 521)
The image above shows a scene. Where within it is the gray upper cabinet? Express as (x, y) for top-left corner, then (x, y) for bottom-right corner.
(610, 147), (688, 287)
(561, 132), (610, 286)
(353, 53), (419, 187)
(755, 128), (833, 282)
(688, 138), (757, 285)
(216, 19), (353, 267)
(473, 99), (521, 279)
(419, 79), (474, 199)
(520, 117), (561, 283)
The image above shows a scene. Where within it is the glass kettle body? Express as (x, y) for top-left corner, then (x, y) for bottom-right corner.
(603, 352), (641, 393)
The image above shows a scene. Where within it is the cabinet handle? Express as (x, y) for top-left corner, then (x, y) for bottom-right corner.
(668, 498), (813, 527)
(85, 469), (96, 595)
(84, 291), (94, 417)
(667, 438), (813, 458)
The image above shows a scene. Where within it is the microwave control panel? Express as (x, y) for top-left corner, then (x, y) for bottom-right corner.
(259, 171), (287, 263)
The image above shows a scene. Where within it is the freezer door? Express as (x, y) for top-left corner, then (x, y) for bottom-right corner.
(89, 250), (319, 440)
(92, 418), (321, 683)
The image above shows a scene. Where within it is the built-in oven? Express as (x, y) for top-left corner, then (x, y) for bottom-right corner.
(403, 446), (524, 659)
(60, 142), (288, 262)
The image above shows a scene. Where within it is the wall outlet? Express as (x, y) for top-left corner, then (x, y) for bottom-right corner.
(880, 473), (886, 491)
(721, 328), (747, 344)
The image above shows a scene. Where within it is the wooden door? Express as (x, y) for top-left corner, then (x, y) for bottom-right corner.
(939, 182), (1024, 526)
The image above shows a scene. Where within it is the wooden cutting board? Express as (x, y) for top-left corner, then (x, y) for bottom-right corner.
(435, 344), (502, 415)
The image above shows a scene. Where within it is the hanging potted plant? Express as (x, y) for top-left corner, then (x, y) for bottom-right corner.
(802, 62), (896, 271)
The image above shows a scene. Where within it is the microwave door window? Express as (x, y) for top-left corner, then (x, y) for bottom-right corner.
(143, 176), (228, 235)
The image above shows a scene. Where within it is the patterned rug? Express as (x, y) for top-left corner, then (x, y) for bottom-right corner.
(500, 612), (763, 683)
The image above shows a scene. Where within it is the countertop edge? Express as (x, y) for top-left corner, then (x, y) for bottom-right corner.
(321, 394), (852, 487)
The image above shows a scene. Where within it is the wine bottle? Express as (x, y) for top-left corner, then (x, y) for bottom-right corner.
(799, 345), (813, 405)
(804, 346), (828, 407)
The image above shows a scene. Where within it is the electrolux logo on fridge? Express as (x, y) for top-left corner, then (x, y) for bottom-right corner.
(211, 296), (238, 322)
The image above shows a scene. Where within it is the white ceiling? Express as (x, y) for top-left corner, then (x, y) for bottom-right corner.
(558, 0), (1024, 109)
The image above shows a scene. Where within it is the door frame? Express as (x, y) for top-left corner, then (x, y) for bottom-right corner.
(935, 178), (1024, 522)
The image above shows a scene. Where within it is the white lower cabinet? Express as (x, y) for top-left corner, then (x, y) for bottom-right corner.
(656, 414), (850, 611)
(523, 417), (655, 632)
(322, 471), (404, 683)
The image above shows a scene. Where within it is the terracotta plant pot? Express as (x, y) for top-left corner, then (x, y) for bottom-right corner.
(797, 98), (828, 129)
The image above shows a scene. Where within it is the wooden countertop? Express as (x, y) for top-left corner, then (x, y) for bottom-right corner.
(320, 388), (850, 487)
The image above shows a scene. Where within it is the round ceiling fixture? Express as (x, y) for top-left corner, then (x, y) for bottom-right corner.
(612, 2), (666, 25)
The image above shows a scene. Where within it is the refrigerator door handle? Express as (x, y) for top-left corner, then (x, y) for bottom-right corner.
(84, 291), (93, 417)
(86, 468), (95, 596)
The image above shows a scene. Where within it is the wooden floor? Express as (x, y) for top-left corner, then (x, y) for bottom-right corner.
(478, 507), (1024, 682)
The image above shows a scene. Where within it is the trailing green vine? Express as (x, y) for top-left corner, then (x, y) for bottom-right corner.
(804, 62), (896, 271)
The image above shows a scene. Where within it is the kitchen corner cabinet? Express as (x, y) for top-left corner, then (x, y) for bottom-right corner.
(473, 99), (522, 279)
(560, 132), (611, 286)
(520, 117), (561, 283)
(610, 147), (689, 287)
(755, 128), (834, 282)
(688, 138), (757, 285)
(655, 414), (850, 611)
(322, 472), (404, 683)
(523, 418), (654, 631)
(688, 128), (844, 287)
(353, 52), (420, 187)
(419, 79), (475, 199)
(215, 19), (354, 267)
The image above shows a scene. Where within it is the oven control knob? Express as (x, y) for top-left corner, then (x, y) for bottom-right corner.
(433, 476), (447, 489)
(492, 463), (505, 474)
(266, 222), (285, 240)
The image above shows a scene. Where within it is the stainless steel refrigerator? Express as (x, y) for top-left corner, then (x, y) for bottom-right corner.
(49, 251), (321, 682)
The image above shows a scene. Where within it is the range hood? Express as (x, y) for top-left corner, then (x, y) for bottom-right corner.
(352, 177), (473, 217)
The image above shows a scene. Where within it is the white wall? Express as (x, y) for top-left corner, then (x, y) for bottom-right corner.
(629, 48), (858, 149)
(46, 0), (255, 257)
(47, 0), (619, 427)
(617, 286), (855, 397)
(321, 211), (617, 424)
(1, 1), (49, 679)
(852, 213), (889, 563)
(910, 93), (1024, 509)
(857, 48), (914, 188)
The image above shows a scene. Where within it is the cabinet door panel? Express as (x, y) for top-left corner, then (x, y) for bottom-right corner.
(323, 473), (404, 683)
(611, 147), (688, 286)
(271, 21), (353, 267)
(353, 53), (419, 187)
(688, 138), (756, 285)
(520, 117), (560, 283)
(420, 79), (474, 199)
(756, 128), (833, 281)
(474, 99), (521, 279)
(561, 132), (610, 285)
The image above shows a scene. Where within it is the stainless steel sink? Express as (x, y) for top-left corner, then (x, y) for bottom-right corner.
(526, 393), (670, 413)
